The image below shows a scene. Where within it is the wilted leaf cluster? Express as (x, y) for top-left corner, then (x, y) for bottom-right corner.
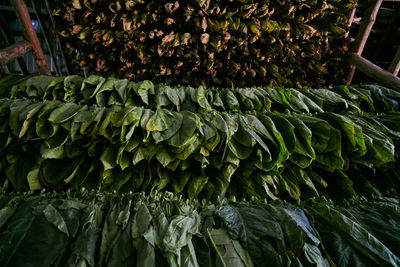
(52, 0), (355, 88)
(0, 191), (400, 266)
(1, 75), (400, 203)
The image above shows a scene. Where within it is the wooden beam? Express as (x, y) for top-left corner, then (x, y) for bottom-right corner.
(0, 40), (32, 63)
(353, 0), (383, 56)
(347, 0), (383, 84)
(347, 53), (400, 90)
(31, 0), (60, 75)
(0, 10), (29, 74)
(389, 47), (400, 76)
(0, 4), (48, 14)
(11, 0), (51, 75)
(45, 0), (71, 75)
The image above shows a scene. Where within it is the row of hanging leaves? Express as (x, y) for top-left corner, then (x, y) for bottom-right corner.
(0, 190), (399, 267)
(0, 75), (400, 203)
(51, 0), (356, 88)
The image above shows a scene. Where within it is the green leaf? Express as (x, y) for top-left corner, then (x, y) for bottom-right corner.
(208, 228), (254, 267)
(43, 204), (69, 236)
(100, 146), (118, 170)
(48, 103), (83, 123)
(146, 108), (176, 132)
(197, 85), (212, 110)
(156, 147), (176, 167)
(132, 202), (152, 238)
(188, 173), (208, 200)
(165, 85), (183, 110)
(167, 111), (199, 148)
(309, 203), (400, 266)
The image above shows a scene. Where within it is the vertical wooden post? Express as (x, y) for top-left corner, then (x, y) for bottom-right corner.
(44, 0), (71, 75)
(11, 0), (51, 75)
(347, 0), (383, 85)
(31, 0), (60, 76)
(345, 8), (357, 38)
(389, 47), (400, 76)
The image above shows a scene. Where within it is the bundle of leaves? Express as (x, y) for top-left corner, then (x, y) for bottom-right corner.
(0, 190), (399, 266)
(52, 0), (355, 88)
(1, 75), (400, 203)
(2, 75), (400, 114)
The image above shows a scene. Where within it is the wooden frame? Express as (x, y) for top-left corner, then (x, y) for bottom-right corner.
(347, 0), (383, 84)
(346, 0), (400, 91)
(31, 0), (60, 75)
(0, 0), (51, 75)
(347, 53), (400, 90)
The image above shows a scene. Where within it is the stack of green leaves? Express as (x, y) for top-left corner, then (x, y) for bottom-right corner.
(0, 190), (399, 266)
(52, 0), (355, 88)
(2, 74), (400, 114)
(1, 75), (400, 203)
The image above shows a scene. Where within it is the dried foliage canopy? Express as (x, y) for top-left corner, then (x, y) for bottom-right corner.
(53, 0), (355, 87)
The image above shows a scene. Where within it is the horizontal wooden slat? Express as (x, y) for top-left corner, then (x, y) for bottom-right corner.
(347, 53), (400, 90)
(0, 40), (32, 63)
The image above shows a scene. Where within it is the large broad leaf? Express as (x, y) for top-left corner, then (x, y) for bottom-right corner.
(5, 155), (35, 190)
(299, 114), (345, 170)
(351, 116), (395, 167)
(167, 111), (199, 148)
(196, 85), (213, 110)
(48, 103), (84, 123)
(208, 228), (254, 267)
(0, 75), (30, 98)
(163, 211), (201, 264)
(0, 200), (69, 266)
(146, 108), (176, 132)
(152, 112), (183, 144)
(217, 204), (287, 266)
(9, 100), (31, 137)
(285, 89), (323, 113)
(81, 75), (106, 100)
(18, 102), (45, 138)
(284, 116), (315, 168)
(308, 202), (400, 266)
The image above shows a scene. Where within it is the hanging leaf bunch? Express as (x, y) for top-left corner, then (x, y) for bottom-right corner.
(1, 75), (400, 203)
(52, 0), (356, 88)
(0, 190), (400, 266)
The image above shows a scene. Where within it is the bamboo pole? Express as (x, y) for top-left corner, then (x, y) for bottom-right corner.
(345, 8), (357, 38)
(44, 0), (71, 75)
(347, 53), (400, 90)
(31, 0), (60, 75)
(389, 47), (400, 76)
(10, 0), (51, 75)
(0, 10), (29, 74)
(347, 0), (383, 85)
